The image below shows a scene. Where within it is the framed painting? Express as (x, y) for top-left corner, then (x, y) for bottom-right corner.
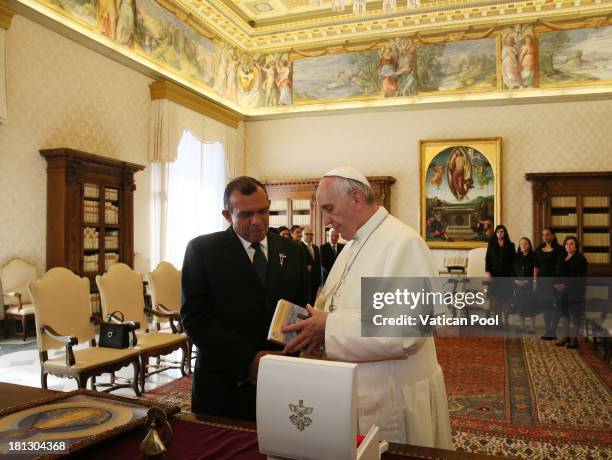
(292, 49), (381, 104)
(420, 138), (501, 249)
(416, 37), (499, 94)
(538, 24), (612, 88)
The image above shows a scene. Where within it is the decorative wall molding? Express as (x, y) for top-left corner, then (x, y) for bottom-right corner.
(149, 79), (243, 128)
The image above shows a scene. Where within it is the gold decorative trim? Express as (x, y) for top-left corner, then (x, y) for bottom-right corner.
(0, 0), (15, 29)
(149, 80), (243, 129)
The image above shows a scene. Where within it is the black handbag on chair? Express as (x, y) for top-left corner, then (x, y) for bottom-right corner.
(99, 310), (132, 349)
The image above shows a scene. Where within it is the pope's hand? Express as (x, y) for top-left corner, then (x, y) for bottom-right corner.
(282, 305), (328, 356)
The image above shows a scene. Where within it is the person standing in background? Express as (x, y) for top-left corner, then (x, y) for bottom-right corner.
(485, 224), (516, 329)
(302, 226), (322, 301)
(514, 237), (539, 334)
(320, 228), (344, 285)
(535, 227), (564, 340)
(554, 236), (588, 349)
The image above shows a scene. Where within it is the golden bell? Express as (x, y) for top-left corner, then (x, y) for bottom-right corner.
(140, 425), (167, 456)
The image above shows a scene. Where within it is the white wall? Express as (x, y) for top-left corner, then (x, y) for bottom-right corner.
(0, 15), (152, 272)
(246, 99), (612, 264)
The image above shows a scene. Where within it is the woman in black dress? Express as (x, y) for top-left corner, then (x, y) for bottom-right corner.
(485, 225), (516, 329)
(554, 236), (588, 349)
(534, 227), (564, 340)
(514, 237), (539, 334)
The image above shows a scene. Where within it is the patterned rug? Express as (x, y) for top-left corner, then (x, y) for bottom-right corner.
(143, 338), (612, 459)
(436, 337), (611, 459)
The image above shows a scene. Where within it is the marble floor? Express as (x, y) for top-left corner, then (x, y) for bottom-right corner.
(0, 335), (185, 397)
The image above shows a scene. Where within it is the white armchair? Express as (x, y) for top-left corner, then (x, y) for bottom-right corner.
(1, 258), (37, 340)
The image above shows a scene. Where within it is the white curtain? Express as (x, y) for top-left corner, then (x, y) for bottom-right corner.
(151, 131), (227, 269)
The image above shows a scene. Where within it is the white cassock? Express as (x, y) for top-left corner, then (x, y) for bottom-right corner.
(316, 207), (453, 449)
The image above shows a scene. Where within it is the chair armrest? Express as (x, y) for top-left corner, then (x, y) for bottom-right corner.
(40, 325), (78, 366)
(5, 292), (23, 310)
(155, 303), (179, 315)
(146, 305), (181, 333)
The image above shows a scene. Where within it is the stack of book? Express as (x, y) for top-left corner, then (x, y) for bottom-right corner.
(105, 231), (119, 249)
(83, 200), (99, 224)
(83, 254), (99, 272)
(104, 252), (119, 270)
(105, 188), (119, 201)
(104, 202), (119, 224)
(83, 227), (99, 249)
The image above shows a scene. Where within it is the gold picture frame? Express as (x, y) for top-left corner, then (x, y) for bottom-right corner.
(420, 137), (502, 249)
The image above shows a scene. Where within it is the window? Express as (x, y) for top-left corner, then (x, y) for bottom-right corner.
(152, 131), (227, 268)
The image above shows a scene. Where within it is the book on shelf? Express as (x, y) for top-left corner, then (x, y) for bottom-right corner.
(269, 215), (289, 227)
(584, 253), (611, 264)
(291, 199), (311, 211)
(270, 199), (288, 211)
(104, 202), (119, 224)
(84, 183), (99, 199)
(583, 214), (609, 226)
(105, 188), (118, 201)
(83, 227), (99, 249)
(267, 299), (309, 346)
(583, 196), (608, 207)
(83, 200), (99, 224)
(550, 214), (577, 226)
(83, 254), (99, 272)
(551, 196), (576, 207)
(104, 252), (119, 270)
(583, 233), (610, 247)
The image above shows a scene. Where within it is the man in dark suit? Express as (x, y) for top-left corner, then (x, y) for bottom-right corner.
(302, 226), (322, 302)
(181, 176), (310, 421)
(320, 228), (344, 285)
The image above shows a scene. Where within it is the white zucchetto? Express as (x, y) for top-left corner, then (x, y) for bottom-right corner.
(322, 166), (371, 188)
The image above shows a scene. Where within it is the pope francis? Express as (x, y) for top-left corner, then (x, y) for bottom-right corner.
(283, 166), (453, 449)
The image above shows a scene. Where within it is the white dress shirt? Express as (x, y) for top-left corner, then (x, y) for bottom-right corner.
(236, 234), (269, 262)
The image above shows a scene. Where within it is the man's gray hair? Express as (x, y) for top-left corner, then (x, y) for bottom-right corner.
(331, 177), (375, 204)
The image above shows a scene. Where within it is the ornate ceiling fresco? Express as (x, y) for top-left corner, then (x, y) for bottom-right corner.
(8, 0), (612, 118)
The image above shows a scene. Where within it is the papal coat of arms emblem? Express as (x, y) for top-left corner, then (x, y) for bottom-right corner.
(288, 399), (313, 432)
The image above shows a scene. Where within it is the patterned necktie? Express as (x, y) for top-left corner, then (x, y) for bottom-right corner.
(251, 242), (267, 287)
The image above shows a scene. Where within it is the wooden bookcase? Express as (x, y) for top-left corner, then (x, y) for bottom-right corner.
(263, 176), (396, 245)
(526, 172), (612, 276)
(40, 148), (145, 307)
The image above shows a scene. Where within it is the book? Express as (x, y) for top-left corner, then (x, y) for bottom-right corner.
(267, 299), (308, 346)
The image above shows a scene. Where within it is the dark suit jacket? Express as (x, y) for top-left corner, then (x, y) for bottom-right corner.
(320, 242), (344, 284)
(181, 227), (310, 421)
(302, 242), (322, 302)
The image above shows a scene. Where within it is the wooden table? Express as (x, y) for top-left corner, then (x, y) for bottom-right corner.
(0, 383), (512, 459)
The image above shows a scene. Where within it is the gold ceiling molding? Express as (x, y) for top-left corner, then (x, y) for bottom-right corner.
(539, 15), (612, 31)
(0, 0), (15, 29)
(149, 80), (243, 129)
(195, 0), (612, 52)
